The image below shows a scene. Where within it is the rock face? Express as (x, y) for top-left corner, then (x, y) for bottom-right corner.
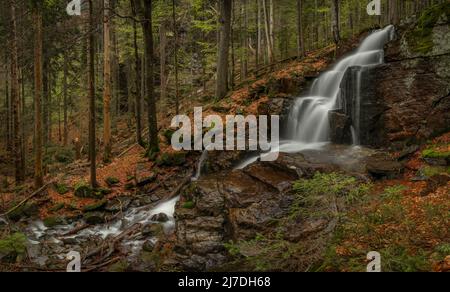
(172, 147), (381, 271)
(336, 6), (450, 149)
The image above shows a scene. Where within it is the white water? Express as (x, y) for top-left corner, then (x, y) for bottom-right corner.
(236, 25), (394, 169)
(286, 25), (394, 143)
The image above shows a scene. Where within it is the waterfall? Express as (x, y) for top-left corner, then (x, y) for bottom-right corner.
(286, 25), (394, 145)
(236, 25), (394, 170)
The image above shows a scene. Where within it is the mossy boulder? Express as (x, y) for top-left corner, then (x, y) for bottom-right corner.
(74, 182), (109, 199)
(84, 212), (106, 225)
(82, 200), (107, 213)
(182, 201), (195, 209)
(422, 144), (450, 166)
(7, 202), (39, 222)
(74, 183), (93, 198)
(49, 203), (65, 212)
(105, 177), (120, 187)
(156, 152), (186, 167)
(43, 216), (65, 228)
(0, 233), (27, 263)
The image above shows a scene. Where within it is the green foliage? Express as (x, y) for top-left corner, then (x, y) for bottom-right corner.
(292, 172), (371, 209)
(380, 185), (407, 201)
(417, 166), (450, 178)
(0, 233), (27, 262)
(380, 245), (430, 272)
(182, 201), (195, 209)
(54, 183), (69, 195)
(406, 3), (450, 54)
(422, 145), (450, 159)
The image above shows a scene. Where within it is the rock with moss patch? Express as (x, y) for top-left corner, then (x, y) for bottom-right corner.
(105, 177), (120, 187)
(7, 202), (39, 222)
(74, 183), (93, 198)
(49, 203), (65, 212)
(84, 212), (106, 225)
(82, 200), (107, 213)
(156, 152), (186, 167)
(43, 216), (65, 228)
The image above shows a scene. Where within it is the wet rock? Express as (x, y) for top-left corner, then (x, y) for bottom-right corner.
(7, 202), (39, 222)
(82, 200), (107, 212)
(83, 212), (106, 225)
(339, 9), (450, 149)
(104, 196), (132, 213)
(366, 153), (404, 179)
(329, 110), (352, 144)
(420, 174), (450, 196)
(151, 213), (169, 223)
(142, 240), (156, 252)
(141, 224), (163, 237)
(43, 216), (65, 228)
(135, 162), (157, 187)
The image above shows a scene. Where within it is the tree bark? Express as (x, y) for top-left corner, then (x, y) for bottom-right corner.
(88, 0), (97, 187)
(130, 0), (143, 146)
(10, 0), (24, 184)
(137, 0), (159, 152)
(216, 0), (232, 100)
(172, 0), (179, 115)
(331, 0), (341, 45)
(103, 0), (112, 162)
(296, 0), (305, 57)
(33, 4), (44, 189)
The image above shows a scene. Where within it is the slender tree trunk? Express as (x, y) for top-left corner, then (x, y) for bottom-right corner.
(103, 0), (112, 162)
(159, 22), (167, 104)
(331, 0), (341, 45)
(216, 0), (232, 100)
(137, 0), (159, 152)
(130, 0), (143, 146)
(33, 2), (44, 188)
(88, 0), (97, 187)
(296, 0), (305, 57)
(172, 0), (180, 115)
(389, 0), (399, 25)
(10, 0), (24, 184)
(63, 51), (68, 146)
(262, 0), (274, 64)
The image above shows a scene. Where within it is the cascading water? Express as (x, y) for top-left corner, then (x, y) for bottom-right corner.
(236, 25), (394, 169)
(286, 25), (394, 144)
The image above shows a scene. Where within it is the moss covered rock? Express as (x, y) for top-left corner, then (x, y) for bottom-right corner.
(156, 152), (186, 167)
(43, 216), (65, 228)
(82, 200), (107, 213)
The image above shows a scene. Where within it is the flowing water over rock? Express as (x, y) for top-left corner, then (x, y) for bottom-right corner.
(237, 25), (395, 169)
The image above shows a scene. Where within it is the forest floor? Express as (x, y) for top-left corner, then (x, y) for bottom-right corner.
(0, 33), (449, 271)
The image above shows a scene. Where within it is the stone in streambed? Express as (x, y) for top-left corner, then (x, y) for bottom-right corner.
(151, 213), (169, 223)
(83, 212), (106, 225)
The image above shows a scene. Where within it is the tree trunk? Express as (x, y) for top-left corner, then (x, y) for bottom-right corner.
(331, 0), (341, 45)
(33, 3), (44, 188)
(296, 0), (305, 57)
(63, 51), (68, 146)
(103, 0), (112, 162)
(389, 0), (399, 25)
(172, 0), (180, 115)
(262, 0), (274, 64)
(88, 0), (97, 187)
(216, 0), (232, 100)
(130, 0), (143, 146)
(10, 0), (24, 184)
(159, 22), (167, 104)
(137, 0), (159, 152)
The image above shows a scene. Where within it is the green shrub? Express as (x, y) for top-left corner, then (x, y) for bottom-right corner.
(156, 152), (186, 167)
(0, 233), (27, 262)
(54, 183), (69, 195)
